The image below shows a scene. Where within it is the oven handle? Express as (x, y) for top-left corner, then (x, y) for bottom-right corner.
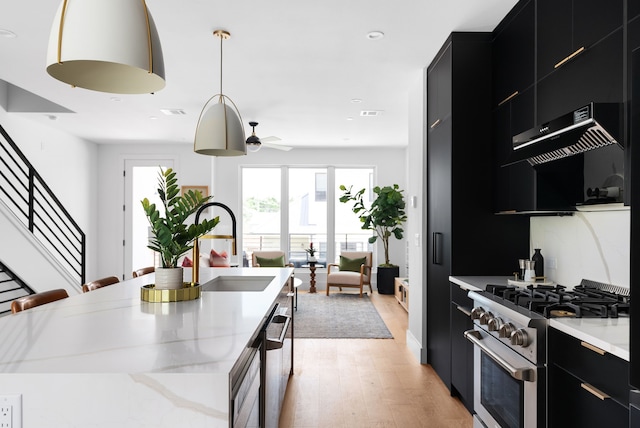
(464, 329), (536, 382)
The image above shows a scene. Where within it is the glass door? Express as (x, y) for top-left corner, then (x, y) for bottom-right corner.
(123, 159), (173, 279)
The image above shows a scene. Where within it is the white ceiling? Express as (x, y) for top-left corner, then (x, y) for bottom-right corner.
(0, 0), (516, 150)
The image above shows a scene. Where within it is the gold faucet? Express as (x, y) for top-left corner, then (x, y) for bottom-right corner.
(192, 202), (237, 284)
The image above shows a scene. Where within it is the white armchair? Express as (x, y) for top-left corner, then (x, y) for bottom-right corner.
(326, 251), (373, 297)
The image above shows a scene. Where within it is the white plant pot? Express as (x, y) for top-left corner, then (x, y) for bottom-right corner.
(308, 256), (317, 263)
(155, 267), (184, 289)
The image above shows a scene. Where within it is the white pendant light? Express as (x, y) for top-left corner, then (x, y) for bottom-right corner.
(194, 30), (246, 157)
(46, 0), (165, 94)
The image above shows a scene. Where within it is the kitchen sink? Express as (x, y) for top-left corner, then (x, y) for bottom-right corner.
(201, 275), (274, 292)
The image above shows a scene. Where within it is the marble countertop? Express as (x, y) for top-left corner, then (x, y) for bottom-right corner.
(449, 275), (514, 291)
(0, 267), (293, 374)
(449, 275), (630, 361)
(550, 317), (629, 361)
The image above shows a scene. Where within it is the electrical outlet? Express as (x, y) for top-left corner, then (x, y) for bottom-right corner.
(547, 257), (558, 270)
(0, 395), (22, 428)
(0, 406), (11, 428)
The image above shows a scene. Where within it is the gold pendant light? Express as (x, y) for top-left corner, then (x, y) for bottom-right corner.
(194, 30), (246, 157)
(46, 0), (165, 94)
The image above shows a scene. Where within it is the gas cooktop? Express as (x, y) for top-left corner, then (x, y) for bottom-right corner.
(484, 279), (630, 319)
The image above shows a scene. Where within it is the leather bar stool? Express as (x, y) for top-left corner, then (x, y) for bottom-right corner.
(132, 266), (155, 278)
(11, 289), (69, 314)
(82, 276), (120, 293)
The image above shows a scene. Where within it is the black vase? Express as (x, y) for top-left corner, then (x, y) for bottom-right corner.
(532, 248), (544, 278)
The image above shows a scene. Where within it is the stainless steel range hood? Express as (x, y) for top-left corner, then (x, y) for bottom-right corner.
(503, 103), (623, 167)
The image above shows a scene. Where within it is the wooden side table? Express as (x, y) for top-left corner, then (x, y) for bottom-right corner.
(394, 277), (409, 312)
(303, 263), (324, 293)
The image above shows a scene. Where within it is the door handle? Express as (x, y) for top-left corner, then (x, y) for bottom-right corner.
(432, 232), (443, 265)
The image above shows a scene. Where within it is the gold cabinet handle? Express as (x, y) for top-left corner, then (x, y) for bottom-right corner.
(456, 305), (472, 317)
(498, 91), (519, 107)
(581, 382), (610, 400)
(581, 341), (606, 356)
(554, 46), (585, 69)
(430, 118), (441, 129)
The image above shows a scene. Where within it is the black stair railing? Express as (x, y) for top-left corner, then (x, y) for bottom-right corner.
(0, 124), (85, 286)
(0, 260), (34, 316)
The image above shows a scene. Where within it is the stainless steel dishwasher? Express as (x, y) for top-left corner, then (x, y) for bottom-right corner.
(264, 277), (294, 428)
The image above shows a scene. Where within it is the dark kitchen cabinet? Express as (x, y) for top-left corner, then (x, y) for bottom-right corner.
(492, 0), (535, 108)
(548, 328), (629, 427)
(537, 0), (623, 81)
(492, 87), (536, 213)
(427, 46), (452, 130)
(426, 32), (529, 394)
(450, 283), (473, 412)
(537, 29), (624, 123)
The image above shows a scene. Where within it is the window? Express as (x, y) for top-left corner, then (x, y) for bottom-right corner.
(242, 168), (281, 266)
(241, 166), (374, 267)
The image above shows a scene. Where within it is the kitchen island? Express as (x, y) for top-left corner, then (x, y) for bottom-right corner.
(0, 267), (293, 427)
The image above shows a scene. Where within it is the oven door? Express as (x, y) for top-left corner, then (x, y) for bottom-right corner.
(465, 327), (542, 428)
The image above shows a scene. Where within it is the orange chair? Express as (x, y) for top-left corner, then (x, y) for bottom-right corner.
(11, 289), (69, 314)
(132, 266), (155, 278)
(82, 276), (120, 293)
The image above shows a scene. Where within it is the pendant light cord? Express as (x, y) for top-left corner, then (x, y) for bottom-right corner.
(219, 32), (223, 95)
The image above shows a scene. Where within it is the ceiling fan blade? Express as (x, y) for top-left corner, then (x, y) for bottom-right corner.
(260, 136), (281, 143)
(262, 141), (293, 151)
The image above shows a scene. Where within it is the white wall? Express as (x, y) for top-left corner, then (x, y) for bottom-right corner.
(530, 210), (630, 288)
(96, 143), (213, 280)
(406, 69), (426, 363)
(0, 97), (98, 290)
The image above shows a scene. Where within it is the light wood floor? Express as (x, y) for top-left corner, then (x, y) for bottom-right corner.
(279, 291), (473, 428)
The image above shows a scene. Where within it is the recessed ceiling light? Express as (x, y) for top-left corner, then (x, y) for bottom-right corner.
(0, 29), (17, 38)
(46, 114), (57, 121)
(149, 116), (158, 120)
(350, 98), (363, 104)
(347, 117), (354, 121)
(366, 31), (384, 40)
(110, 97), (121, 102)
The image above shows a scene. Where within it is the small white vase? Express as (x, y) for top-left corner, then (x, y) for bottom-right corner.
(308, 256), (317, 263)
(155, 267), (184, 289)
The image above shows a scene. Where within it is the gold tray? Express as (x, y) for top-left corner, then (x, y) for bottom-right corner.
(141, 283), (201, 303)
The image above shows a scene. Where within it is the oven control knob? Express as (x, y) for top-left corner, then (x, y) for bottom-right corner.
(470, 307), (485, 320)
(498, 322), (515, 338)
(487, 317), (503, 332)
(479, 311), (494, 325)
(510, 329), (530, 347)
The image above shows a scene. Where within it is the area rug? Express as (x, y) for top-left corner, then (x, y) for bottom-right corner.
(293, 292), (393, 339)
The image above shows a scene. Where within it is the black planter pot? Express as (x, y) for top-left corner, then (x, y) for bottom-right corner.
(376, 266), (399, 295)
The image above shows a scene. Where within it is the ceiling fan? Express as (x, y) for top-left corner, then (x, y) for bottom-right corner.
(246, 121), (292, 152)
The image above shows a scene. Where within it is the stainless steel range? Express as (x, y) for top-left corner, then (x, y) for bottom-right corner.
(465, 279), (629, 428)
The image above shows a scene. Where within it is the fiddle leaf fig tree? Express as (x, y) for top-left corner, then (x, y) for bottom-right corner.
(339, 184), (407, 267)
(141, 167), (220, 268)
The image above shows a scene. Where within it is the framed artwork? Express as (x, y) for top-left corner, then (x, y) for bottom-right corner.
(181, 185), (209, 197)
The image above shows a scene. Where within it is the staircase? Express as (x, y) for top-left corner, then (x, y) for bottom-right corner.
(0, 261), (33, 315)
(0, 124), (85, 307)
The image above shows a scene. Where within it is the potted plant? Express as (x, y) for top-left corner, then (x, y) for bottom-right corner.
(305, 242), (317, 263)
(339, 184), (407, 294)
(141, 167), (220, 289)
